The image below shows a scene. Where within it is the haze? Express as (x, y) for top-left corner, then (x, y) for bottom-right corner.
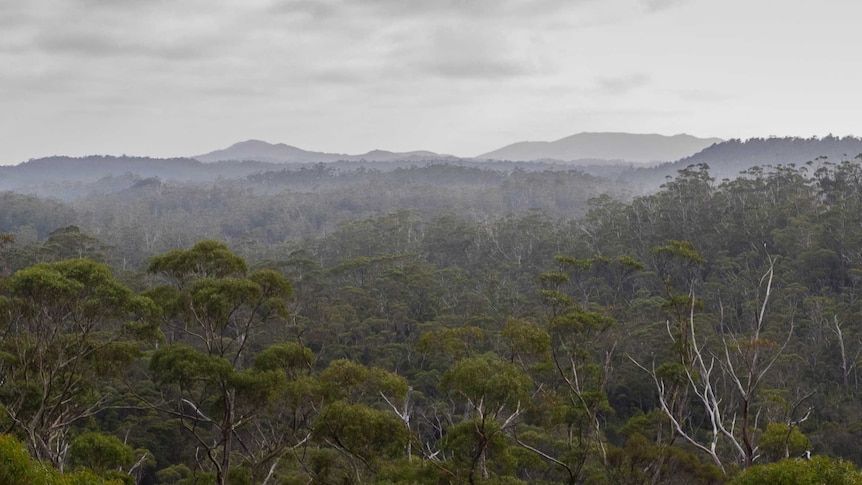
(2, 0), (861, 165)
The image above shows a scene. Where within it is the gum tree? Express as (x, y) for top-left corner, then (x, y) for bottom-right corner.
(145, 240), (293, 485)
(0, 259), (158, 469)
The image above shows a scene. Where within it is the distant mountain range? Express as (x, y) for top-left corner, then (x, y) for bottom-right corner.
(5, 134), (862, 200)
(194, 139), (456, 163)
(193, 133), (722, 165)
(476, 132), (724, 164)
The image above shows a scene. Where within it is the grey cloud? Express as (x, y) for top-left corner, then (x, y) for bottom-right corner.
(0, 71), (76, 95)
(674, 89), (732, 102)
(593, 73), (650, 95)
(197, 84), (279, 99)
(353, 0), (577, 19)
(270, 0), (586, 20)
(34, 31), (141, 57)
(33, 29), (217, 60)
(642, 0), (686, 12)
(0, 0), (694, 162)
(12, 0), (241, 63)
(386, 23), (548, 82)
(309, 67), (375, 85)
(421, 58), (531, 80)
(579, 107), (692, 119)
(268, 0), (343, 20)
(75, 0), (171, 8)
(0, 4), (31, 28)
(7, 0), (604, 91)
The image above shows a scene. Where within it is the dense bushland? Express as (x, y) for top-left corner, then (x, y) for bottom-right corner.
(4, 160), (862, 483)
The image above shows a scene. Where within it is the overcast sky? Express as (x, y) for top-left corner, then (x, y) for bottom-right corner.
(2, 0), (861, 164)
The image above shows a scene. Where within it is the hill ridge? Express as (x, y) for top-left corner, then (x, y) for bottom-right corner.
(477, 132), (723, 163)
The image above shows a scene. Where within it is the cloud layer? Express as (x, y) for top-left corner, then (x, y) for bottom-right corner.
(2, 0), (862, 163)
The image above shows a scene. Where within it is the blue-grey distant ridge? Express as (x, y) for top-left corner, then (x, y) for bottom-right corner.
(194, 140), (455, 163)
(477, 132), (723, 164)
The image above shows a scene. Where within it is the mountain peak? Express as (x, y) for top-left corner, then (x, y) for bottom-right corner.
(224, 139), (287, 149)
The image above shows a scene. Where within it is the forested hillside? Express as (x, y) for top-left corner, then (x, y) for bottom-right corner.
(4, 160), (862, 484)
(0, 156), (620, 201)
(0, 165), (626, 269)
(624, 136), (862, 189)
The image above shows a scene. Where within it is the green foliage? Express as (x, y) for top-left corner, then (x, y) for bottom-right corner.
(150, 344), (234, 386)
(368, 366), (410, 399)
(143, 242), (299, 484)
(654, 361), (690, 386)
(549, 306), (615, 335)
(88, 342), (142, 377)
(41, 225), (107, 261)
(319, 358), (370, 397)
(417, 325), (486, 359)
(316, 358), (409, 405)
(68, 432), (135, 472)
(730, 456), (862, 485)
(10, 258), (138, 318)
(12, 159), (862, 482)
(606, 432), (725, 484)
(501, 318), (550, 361)
(440, 355), (531, 413)
(0, 258), (157, 466)
(0, 434), (123, 485)
(538, 271), (571, 286)
(441, 419), (509, 467)
(651, 239), (706, 264)
(375, 459), (448, 484)
(227, 466), (252, 485)
(555, 255), (594, 271)
(154, 464), (193, 484)
(186, 277), (262, 327)
(0, 192), (75, 240)
(148, 240), (247, 283)
(253, 342), (313, 376)
(249, 268), (293, 317)
(313, 401), (408, 463)
(758, 423), (811, 462)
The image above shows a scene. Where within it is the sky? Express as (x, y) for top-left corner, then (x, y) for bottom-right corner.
(2, 0), (861, 165)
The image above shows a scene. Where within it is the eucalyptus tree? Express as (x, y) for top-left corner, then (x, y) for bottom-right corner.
(309, 359), (411, 484)
(0, 258), (159, 469)
(144, 240), (293, 485)
(439, 354), (530, 484)
(513, 256), (620, 484)
(0, 433), (124, 485)
(635, 249), (800, 473)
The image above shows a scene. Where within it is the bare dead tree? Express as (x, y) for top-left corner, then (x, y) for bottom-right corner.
(632, 255), (794, 473)
(832, 316), (860, 387)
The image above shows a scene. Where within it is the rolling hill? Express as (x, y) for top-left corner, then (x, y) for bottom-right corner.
(477, 132), (723, 164)
(194, 139), (454, 163)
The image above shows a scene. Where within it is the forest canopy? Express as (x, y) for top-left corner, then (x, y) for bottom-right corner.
(4, 159), (862, 483)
